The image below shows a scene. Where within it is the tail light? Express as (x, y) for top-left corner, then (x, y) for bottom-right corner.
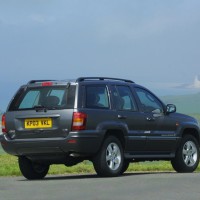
(72, 112), (87, 131)
(2, 114), (7, 134)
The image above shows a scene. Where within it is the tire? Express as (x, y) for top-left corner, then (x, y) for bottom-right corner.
(120, 160), (130, 175)
(171, 135), (199, 173)
(93, 136), (124, 177)
(19, 156), (49, 180)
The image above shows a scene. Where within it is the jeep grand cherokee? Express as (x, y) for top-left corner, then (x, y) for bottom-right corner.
(1, 77), (200, 179)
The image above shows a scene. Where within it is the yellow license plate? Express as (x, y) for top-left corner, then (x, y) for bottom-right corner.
(25, 118), (52, 129)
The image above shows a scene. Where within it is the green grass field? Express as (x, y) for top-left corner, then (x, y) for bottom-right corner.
(0, 154), (176, 176)
(0, 145), (180, 176)
(0, 147), (5, 154)
(0, 153), (200, 177)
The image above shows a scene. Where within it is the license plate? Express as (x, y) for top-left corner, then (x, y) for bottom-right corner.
(25, 118), (52, 129)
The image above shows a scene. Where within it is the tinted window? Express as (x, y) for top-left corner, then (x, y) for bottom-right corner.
(19, 90), (40, 109)
(114, 86), (137, 111)
(135, 88), (163, 113)
(86, 86), (109, 109)
(9, 85), (75, 111)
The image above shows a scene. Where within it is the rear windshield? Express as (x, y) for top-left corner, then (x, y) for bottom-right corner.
(8, 85), (76, 111)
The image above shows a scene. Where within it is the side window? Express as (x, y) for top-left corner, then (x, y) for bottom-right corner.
(135, 88), (163, 113)
(114, 86), (137, 111)
(86, 85), (109, 109)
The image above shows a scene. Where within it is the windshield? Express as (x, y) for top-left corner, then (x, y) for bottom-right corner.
(8, 85), (76, 111)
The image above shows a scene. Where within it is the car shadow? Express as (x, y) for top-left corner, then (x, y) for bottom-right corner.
(18, 171), (176, 182)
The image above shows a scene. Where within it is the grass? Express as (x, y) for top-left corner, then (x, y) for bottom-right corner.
(0, 154), (20, 176)
(1, 154), (200, 177)
(191, 114), (200, 123)
(0, 147), (5, 154)
(0, 154), (95, 176)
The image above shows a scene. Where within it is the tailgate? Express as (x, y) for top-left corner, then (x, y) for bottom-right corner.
(5, 109), (74, 139)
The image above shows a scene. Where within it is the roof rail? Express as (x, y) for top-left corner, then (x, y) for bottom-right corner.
(76, 77), (134, 83)
(28, 80), (56, 84)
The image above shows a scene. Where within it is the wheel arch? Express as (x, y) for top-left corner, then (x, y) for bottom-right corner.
(104, 129), (126, 149)
(96, 121), (128, 149)
(182, 128), (200, 144)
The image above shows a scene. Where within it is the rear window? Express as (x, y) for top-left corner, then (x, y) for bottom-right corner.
(8, 85), (76, 111)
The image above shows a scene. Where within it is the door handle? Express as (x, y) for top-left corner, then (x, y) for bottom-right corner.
(118, 115), (127, 119)
(146, 117), (155, 121)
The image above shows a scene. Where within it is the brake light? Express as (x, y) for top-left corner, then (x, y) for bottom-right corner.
(2, 114), (7, 133)
(42, 82), (53, 86)
(72, 112), (87, 131)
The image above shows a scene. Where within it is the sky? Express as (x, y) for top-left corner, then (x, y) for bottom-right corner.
(0, 0), (200, 111)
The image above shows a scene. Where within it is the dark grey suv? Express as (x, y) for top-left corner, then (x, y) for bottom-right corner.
(1, 77), (200, 179)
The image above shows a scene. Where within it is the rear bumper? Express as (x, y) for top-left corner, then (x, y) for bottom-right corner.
(0, 130), (104, 157)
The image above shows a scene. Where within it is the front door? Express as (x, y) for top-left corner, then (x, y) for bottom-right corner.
(134, 87), (178, 154)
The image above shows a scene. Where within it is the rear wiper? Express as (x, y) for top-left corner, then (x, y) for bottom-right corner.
(34, 105), (48, 112)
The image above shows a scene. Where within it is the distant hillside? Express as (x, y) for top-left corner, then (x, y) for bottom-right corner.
(161, 93), (200, 114)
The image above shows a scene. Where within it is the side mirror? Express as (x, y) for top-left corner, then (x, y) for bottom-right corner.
(166, 104), (176, 114)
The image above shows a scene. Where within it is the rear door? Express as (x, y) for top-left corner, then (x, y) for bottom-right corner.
(6, 84), (76, 139)
(80, 84), (115, 130)
(112, 85), (147, 152)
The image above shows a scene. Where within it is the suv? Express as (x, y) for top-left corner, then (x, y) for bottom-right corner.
(1, 77), (200, 179)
